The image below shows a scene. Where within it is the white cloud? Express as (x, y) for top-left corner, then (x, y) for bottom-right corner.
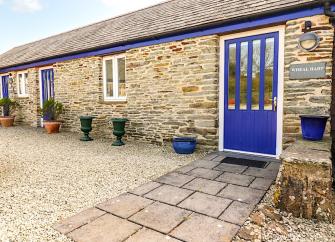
(12, 0), (42, 13)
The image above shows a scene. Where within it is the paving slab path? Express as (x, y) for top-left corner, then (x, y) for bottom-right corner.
(55, 153), (280, 242)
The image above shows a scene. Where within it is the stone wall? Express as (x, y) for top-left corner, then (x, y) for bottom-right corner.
(283, 15), (334, 146)
(8, 68), (40, 127)
(52, 35), (219, 147)
(126, 36), (219, 147)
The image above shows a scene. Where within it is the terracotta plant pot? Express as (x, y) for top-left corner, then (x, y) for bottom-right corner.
(44, 121), (61, 134)
(0, 116), (15, 127)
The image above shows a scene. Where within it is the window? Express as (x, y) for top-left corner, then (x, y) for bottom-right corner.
(17, 71), (28, 97)
(103, 55), (126, 101)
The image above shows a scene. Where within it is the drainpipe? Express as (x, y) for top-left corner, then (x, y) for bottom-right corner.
(323, 0), (335, 186)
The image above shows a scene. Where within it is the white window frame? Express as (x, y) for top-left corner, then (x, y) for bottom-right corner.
(103, 54), (126, 101)
(17, 71), (29, 98)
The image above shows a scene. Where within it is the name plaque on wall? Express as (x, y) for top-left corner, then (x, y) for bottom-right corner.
(289, 62), (326, 80)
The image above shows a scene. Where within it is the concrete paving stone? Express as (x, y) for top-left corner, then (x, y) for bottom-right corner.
(190, 159), (221, 169)
(266, 161), (281, 171)
(129, 202), (191, 234)
(170, 213), (240, 242)
(126, 228), (181, 242)
(178, 192), (232, 218)
(187, 167), (222, 180)
(216, 172), (255, 186)
(53, 207), (106, 235)
(217, 184), (266, 204)
(214, 163), (248, 173)
(219, 201), (255, 226)
(145, 185), (194, 205)
(156, 172), (194, 187)
(202, 153), (220, 161)
(182, 177), (227, 195)
(96, 193), (153, 218)
(249, 177), (274, 190)
(129, 181), (162, 196)
(211, 155), (226, 163)
(68, 214), (141, 242)
(243, 167), (278, 179)
(174, 165), (196, 174)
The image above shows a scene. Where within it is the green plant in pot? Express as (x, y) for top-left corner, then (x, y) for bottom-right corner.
(0, 98), (20, 127)
(40, 99), (64, 134)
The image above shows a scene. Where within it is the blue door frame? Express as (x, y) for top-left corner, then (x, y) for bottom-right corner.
(223, 32), (279, 155)
(40, 68), (54, 105)
(1, 75), (9, 98)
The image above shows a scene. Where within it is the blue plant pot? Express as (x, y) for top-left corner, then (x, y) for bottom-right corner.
(300, 115), (329, 141)
(173, 137), (197, 154)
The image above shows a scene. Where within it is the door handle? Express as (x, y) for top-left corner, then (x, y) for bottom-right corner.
(273, 97), (277, 111)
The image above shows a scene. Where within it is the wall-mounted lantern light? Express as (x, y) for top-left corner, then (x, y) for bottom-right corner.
(298, 21), (320, 52)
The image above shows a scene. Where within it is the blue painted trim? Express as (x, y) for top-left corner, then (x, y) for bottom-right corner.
(0, 4), (331, 73)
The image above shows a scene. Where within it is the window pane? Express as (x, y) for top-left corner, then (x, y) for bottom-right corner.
(264, 38), (274, 110)
(252, 40), (261, 110)
(228, 43), (236, 110)
(23, 73), (28, 95)
(118, 57), (126, 97)
(105, 59), (114, 97)
(240, 42), (248, 110)
(18, 74), (23, 95)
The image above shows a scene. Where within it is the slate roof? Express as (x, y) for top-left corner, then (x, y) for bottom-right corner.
(0, 0), (319, 69)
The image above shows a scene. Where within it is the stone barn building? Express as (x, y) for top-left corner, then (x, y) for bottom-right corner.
(0, 0), (334, 160)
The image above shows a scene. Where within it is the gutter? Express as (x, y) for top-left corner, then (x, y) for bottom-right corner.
(323, 0), (335, 185)
(0, 1), (322, 71)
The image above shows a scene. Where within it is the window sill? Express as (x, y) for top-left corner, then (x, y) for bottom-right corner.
(101, 98), (127, 104)
(17, 95), (29, 99)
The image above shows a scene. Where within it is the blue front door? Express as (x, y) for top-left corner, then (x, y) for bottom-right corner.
(224, 32), (279, 155)
(1, 75), (9, 98)
(41, 68), (54, 105)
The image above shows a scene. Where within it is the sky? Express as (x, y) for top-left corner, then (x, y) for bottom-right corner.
(0, 0), (165, 54)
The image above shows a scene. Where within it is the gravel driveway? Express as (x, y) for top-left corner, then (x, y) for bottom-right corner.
(0, 127), (202, 241)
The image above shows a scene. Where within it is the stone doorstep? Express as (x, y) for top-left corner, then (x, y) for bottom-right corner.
(214, 163), (248, 174)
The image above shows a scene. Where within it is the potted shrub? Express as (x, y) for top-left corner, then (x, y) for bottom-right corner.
(40, 99), (64, 134)
(173, 137), (197, 154)
(0, 98), (20, 127)
(300, 115), (329, 141)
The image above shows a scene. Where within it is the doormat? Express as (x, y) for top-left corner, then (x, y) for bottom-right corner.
(222, 157), (268, 168)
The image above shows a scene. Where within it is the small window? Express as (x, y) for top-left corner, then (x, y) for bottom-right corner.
(17, 72), (28, 97)
(103, 55), (126, 101)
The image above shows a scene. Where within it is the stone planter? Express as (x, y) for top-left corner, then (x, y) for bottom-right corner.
(0, 116), (15, 127)
(44, 121), (61, 134)
(80, 116), (95, 141)
(111, 118), (128, 146)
